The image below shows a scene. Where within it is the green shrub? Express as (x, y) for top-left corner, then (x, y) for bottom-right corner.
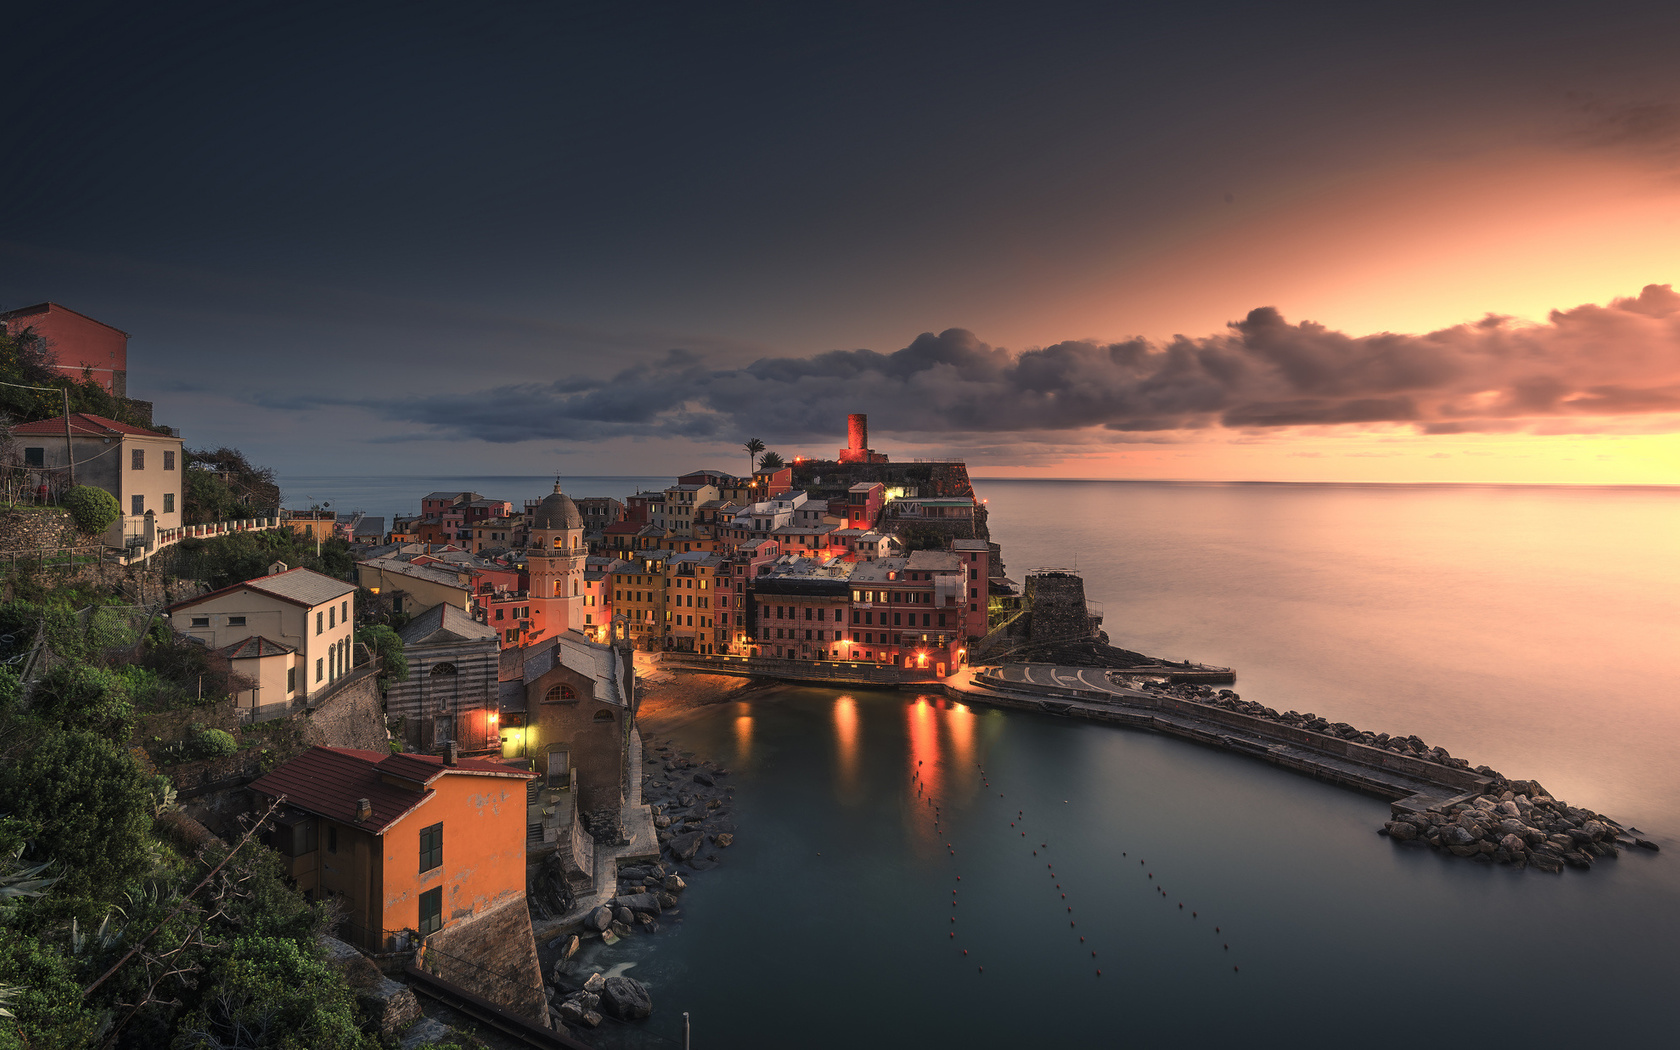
(191, 726), (238, 759)
(354, 625), (407, 681)
(61, 486), (120, 535)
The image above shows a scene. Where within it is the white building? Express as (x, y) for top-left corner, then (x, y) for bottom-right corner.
(169, 564), (358, 704)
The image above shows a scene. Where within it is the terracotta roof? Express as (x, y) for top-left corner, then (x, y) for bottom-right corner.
(169, 566), (355, 613)
(12, 412), (165, 438)
(248, 746), (533, 834)
(220, 635), (295, 659)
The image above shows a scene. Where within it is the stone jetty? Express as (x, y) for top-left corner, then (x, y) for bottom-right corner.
(954, 669), (1657, 874)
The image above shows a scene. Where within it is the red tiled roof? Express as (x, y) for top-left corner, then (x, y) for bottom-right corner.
(248, 746), (533, 834)
(249, 747), (431, 833)
(12, 412), (166, 438)
(376, 750), (534, 783)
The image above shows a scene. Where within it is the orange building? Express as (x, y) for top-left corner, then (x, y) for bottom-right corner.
(253, 747), (535, 952)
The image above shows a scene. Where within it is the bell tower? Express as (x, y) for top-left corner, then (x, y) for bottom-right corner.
(526, 480), (585, 635)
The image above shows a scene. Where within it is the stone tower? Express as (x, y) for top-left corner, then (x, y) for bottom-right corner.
(526, 481), (586, 635)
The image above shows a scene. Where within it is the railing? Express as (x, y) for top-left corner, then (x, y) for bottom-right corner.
(128, 515), (284, 563)
(662, 651), (947, 684)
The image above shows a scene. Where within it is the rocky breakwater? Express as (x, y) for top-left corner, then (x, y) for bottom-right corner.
(1149, 682), (1660, 872)
(545, 865), (686, 1030)
(1382, 789), (1659, 872)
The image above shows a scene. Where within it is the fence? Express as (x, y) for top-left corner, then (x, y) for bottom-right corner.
(125, 515), (284, 564)
(236, 700), (298, 725)
(0, 543), (110, 572)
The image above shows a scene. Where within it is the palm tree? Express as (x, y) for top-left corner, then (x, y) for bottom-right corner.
(758, 451), (784, 471)
(744, 437), (765, 477)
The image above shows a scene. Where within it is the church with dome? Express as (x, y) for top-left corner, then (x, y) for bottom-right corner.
(524, 480), (589, 638)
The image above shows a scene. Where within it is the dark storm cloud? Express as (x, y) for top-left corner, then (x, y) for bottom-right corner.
(348, 284), (1680, 445)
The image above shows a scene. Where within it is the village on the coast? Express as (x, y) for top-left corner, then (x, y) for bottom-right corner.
(0, 303), (1654, 1049)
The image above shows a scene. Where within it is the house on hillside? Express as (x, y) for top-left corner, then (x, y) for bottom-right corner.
(251, 746), (549, 1026)
(0, 302), (130, 395)
(169, 564), (358, 706)
(12, 413), (183, 550)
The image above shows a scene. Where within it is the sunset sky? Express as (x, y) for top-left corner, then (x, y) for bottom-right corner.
(3, 1), (1679, 483)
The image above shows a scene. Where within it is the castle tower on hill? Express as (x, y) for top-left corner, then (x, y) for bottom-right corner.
(838, 412), (889, 464)
(526, 481), (586, 635)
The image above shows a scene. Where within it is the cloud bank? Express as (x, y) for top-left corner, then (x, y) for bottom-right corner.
(358, 284), (1680, 446)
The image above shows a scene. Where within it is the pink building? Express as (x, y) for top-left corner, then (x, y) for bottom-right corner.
(0, 302), (129, 395)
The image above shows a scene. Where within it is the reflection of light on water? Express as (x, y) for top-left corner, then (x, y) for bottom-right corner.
(834, 695), (859, 792)
(734, 707), (753, 763)
(946, 700), (973, 769)
(907, 697), (941, 806)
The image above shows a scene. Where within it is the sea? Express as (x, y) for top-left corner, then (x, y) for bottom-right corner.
(284, 475), (1680, 1048)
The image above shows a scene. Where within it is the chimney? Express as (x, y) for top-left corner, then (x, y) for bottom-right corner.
(444, 742), (459, 766)
(355, 797), (372, 822)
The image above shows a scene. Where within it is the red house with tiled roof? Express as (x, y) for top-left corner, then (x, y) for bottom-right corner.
(252, 746), (549, 1023)
(0, 302), (129, 395)
(11, 412), (183, 548)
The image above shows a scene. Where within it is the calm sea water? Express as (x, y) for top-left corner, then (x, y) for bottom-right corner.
(286, 475), (1680, 1047)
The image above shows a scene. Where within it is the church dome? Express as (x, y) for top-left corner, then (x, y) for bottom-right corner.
(530, 482), (584, 531)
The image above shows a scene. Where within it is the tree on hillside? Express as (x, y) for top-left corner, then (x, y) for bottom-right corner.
(183, 447), (281, 525)
(743, 437), (764, 477)
(757, 450), (784, 471)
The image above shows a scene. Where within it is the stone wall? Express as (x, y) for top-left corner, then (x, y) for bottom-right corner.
(0, 508), (83, 553)
(302, 671), (387, 751)
(1025, 572), (1097, 644)
(422, 895), (549, 1027)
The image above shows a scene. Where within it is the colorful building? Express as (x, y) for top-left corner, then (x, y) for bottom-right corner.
(0, 302), (129, 395)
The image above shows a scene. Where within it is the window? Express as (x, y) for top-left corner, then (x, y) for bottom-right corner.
(495, 608), (504, 620)
(131, 494), (144, 516)
(328, 606), (335, 629)
(593, 709), (614, 722)
(316, 612), (323, 635)
(228, 615), (246, 627)
(163, 493), (175, 513)
(342, 600), (349, 622)
(131, 448), (144, 470)
(419, 823), (443, 873)
(315, 658), (323, 682)
(23, 447), (43, 467)
(326, 825), (337, 854)
(418, 887), (443, 935)
(287, 667), (296, 693)
(545, 684), (577, 702)
(505, 628), (517, 642)
(164, 450), (175, 470)
(190, 616), (209, 628)
(430, 663), (457, 676)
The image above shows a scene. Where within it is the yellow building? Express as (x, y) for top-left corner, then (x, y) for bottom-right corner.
(664, 551), (726, 654)
(610, 550), (672, 650)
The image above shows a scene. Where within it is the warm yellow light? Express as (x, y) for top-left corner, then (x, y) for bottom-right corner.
(488, 711), (499, 725)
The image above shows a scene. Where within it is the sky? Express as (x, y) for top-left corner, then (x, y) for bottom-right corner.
(3, 0), (1679, 484)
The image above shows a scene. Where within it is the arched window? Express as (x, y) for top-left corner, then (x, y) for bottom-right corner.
(592, 709), (614, 723)
(552, 536), (563, 550)
(544, 684), (577, 703)
(430, 663), (457, 677)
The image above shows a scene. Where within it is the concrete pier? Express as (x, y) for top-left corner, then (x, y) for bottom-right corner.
(945, 664), (1491, 812)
